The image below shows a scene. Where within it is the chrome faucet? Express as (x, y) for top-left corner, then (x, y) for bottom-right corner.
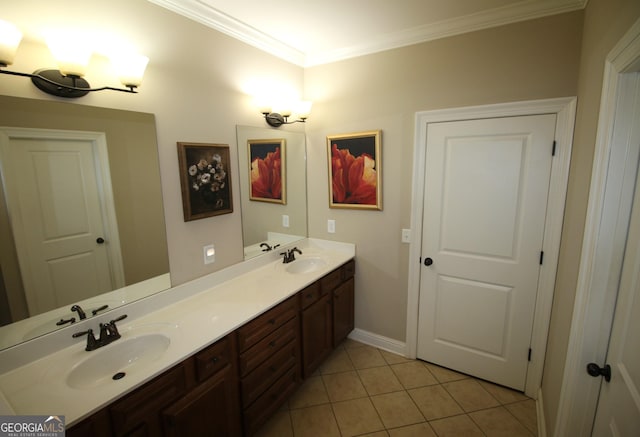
(280, 247), (302, 263)
(72, 314), (128, 351)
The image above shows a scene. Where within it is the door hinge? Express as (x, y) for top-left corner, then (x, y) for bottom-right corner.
(528, 348), (532, 361)
(539, 251), (544, 265)
(552, 140), (557, 156)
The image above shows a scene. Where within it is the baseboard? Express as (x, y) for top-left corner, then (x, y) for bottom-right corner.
(348, 328), (406, 356)
(537, 387), (547, 437)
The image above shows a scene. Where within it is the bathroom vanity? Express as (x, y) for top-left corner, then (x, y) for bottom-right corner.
(0, 239), (355, 437)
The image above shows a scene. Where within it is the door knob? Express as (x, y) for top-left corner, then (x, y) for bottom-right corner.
(424, 257), (433, 266)
(586, 362), (611, 382)
(96, 237), (105, 244)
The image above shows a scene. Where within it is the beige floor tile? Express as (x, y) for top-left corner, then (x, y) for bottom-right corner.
(342, 338), (367, 349)
(288, 376), (330, 409)
(254, 409), (293, 437)
(423, 362), (469, 383)
(370, 391), (425, 429)
(322, 370), (368, 402)
(408, 385), (464, 420)
(429, 414), (484, 437)
(332, 397), (385, 436)
(290, 404), (341, 437)
(443, 379), (500, 412)
(388, 422), (437, 437)
(391, 361), (438, 389)
(358, 366), (404, 395)
(360, 432), (389, 437)
(479, 380), (530, 404)
(505, 399), (538, 435)
(347, 345), (387, 369)
(469, 406), (534, 436)
(320, 348), (355, 374)
(380, 349), (412, 365)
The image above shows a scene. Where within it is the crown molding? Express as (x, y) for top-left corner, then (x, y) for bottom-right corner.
(148, 0), (587, 67)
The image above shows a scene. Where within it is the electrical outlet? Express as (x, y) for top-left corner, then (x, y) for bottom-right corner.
(401, 228), (412, 243)
(203, 244), (215, 264)
(328, 219), (336, 233)
(282, 214), (289, 228)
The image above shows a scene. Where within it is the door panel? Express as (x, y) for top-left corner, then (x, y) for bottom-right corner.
(417, 114), (556, 390)
(7, 138), (113, 314)
(592, 165), (640, 436)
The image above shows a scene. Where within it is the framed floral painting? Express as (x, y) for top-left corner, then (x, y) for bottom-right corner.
(327, 130), (382, 210)
(177, 142), (233, 221)
(248, 138), (286, 204)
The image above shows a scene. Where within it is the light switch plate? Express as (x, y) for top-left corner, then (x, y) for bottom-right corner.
(401, 229), (412, 243)
(282, 214), (289, 228)
(328, 219), (336, 233)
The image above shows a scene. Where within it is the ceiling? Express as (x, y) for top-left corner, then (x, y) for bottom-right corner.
(149, 0), (587, 67)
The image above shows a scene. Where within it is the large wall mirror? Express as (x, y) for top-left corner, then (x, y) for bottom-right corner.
(236, 126), (308, 259)
(0, 95), (170, 350)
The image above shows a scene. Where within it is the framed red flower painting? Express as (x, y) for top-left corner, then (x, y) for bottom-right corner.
(327, 130), (382, 210)
(248, 138), (286, 204)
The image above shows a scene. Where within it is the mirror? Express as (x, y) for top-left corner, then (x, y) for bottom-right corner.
(0, 95), (170, 349)
(236, 126), (307, 259)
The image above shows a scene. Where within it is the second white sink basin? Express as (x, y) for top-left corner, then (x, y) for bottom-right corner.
(286, 257), (328, 274)
(66, 333), (170, 389)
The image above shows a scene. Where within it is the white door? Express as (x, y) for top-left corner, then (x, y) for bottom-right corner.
(591, 142), (640, 436)
(3, 136), (114, 315)
(417, 114), (556, 390)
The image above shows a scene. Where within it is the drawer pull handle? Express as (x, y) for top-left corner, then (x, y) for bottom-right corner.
(269, 341), (276, 347)
(269, 318), (276, 325)
(211, 356), (219, 363)
(270, 366), (276, 372)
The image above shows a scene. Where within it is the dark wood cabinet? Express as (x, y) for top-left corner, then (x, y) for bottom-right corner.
(67, 259), (355, 437)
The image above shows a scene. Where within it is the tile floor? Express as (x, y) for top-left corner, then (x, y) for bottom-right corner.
(255, 339), (537, 437)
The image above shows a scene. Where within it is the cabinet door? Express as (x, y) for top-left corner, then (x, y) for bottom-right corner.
(333, 277), (354, 346)
(301, 292), (333, 377)
(163, 366), (241, 437)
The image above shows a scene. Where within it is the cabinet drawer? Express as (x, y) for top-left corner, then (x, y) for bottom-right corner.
(241, 339), (297, 407)
(341, 259), (355, 280)
(110, 364), (190, 436)
(194, 336), (233, 384)
(300, 281), (321, 309)
(239, 317), (298, 376)
(237, 295), (298, 352)
(320, 268), (342, 294)
(243, 365), (298, 436)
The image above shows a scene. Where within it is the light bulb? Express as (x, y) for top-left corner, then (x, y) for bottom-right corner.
(0, 20), (23, 66)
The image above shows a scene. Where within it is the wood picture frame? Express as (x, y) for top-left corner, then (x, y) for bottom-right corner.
(177, 142), (233, 221)
(248, 138), (286, 204)
(327, 130), (382, 210)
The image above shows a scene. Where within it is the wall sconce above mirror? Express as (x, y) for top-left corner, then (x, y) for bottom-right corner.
(258, 100), (312, 128)
(0, 19), (148, 98)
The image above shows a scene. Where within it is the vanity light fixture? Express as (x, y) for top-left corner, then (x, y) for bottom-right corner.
(0, 20), (148, 98)
(260, 100), (312, 127)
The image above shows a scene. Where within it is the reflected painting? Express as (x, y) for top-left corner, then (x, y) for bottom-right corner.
(248, 139), (286, 204)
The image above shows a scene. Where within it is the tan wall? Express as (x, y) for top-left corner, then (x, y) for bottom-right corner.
(0, 0), (304, 286)
(541, 0), (640, 433)
(304, 12), (583, 342)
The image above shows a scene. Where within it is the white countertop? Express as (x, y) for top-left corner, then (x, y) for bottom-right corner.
(0, 238), (355, 425)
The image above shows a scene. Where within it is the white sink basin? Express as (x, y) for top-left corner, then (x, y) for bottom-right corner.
(66, 333), (170, 389)
(286, 257), (328, 274)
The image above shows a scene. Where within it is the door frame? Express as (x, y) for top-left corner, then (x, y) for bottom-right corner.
(406, 97), (577, 398)
(0, 127), (125, 312)
(554, 18), (640, 437)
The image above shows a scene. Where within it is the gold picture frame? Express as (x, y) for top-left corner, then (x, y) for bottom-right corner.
(248, 138), (287, 204)
(327, 130), (382, 210)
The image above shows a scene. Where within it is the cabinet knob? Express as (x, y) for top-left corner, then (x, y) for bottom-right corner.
(269, 341), (276, 347)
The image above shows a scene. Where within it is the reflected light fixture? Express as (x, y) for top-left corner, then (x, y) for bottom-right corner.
(260, 100), (312, 127)
(0, 20), (148, 98)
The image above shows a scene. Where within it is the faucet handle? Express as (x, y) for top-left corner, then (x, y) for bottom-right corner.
(107, 314), (127, 338)
(72, 329), (99, 351)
